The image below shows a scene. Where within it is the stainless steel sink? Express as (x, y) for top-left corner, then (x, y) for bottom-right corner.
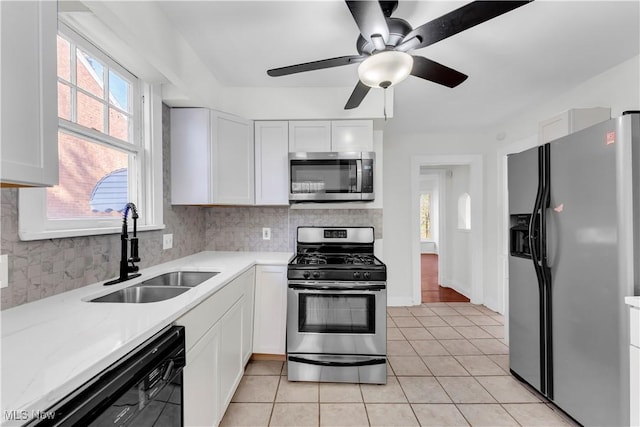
(138, 271), (218, 287)
(90, 271), (219, 303)
(90, 286), (190, 303)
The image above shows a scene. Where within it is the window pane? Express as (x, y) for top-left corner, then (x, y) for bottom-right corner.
(76, 48), (104, 99)
(77, 92), (104, 132)
(47, 132), (129, 219)
(420, 193), (432, 240)
(109, 70), (130, 112)
(58, 82), (71, 120)
(109, 108), (130, 142)
(57, 36), (70, 82)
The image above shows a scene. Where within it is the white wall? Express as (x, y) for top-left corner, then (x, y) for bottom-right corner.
(443, 165), (471, 296)
(383, 55), (640, 313)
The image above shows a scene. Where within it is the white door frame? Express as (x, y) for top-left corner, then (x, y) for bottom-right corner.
(410, 155), (484, 305)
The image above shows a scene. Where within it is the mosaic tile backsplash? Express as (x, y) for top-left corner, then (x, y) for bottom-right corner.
(205, 207), (383, 252)
(0, 105), (383, 310)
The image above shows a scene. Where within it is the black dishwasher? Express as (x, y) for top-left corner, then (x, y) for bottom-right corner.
(29, 326), (185, 427)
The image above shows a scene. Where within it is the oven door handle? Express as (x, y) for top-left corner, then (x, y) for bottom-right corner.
(288, 283), (385, 291)
(288, 355), (386, 367)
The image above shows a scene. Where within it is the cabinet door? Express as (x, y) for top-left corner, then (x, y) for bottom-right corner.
(632, 344), (640, 427)
(255, 121), (289, 205)
(288, 121), (331, 152)
(183, 323), (220, 427)
(538, 108), (610, 144)
(170, 108), (211, 204)
(253, 265), (287, 355)
(219, 298), (244, 411)
(241, 268), (256, 364)
(212, 111), (255, 205)
(331, 120), (373, 152)
(1, 0), (58, 187)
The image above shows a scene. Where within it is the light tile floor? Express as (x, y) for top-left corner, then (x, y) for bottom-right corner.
(221, 302), (577, 426)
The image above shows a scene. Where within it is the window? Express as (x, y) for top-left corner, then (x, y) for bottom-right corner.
(458, 193), (471, 230)
(19, 23), (163, 240)
(420, 193), (432, 240)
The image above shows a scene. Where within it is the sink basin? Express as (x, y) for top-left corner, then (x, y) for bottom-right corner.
(90, 286), (190, 303)
(138, 271), (218, 287)
(90, 271), (219, 303)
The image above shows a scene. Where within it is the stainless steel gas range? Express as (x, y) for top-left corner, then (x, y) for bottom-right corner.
(286, 226), (387, 384)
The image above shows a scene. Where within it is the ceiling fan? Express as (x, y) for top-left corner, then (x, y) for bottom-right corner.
(267, 0), (532, 109)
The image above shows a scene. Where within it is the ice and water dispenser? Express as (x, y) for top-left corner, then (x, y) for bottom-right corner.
(510, 214), (532, 259)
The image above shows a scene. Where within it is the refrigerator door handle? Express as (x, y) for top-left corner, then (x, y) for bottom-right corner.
(528, 145), (548, 396)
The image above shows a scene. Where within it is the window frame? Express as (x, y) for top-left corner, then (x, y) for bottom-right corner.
(18, 23), (164, 241)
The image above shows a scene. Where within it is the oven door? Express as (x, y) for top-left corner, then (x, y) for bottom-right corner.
(287, 281), (386, 355)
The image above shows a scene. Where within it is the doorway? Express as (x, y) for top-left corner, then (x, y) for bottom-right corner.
(410, 155), (483, 305)
(418, 167), (471, 303)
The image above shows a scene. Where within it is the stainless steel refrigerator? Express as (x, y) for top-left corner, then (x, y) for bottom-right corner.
(508, 112), (639, 426)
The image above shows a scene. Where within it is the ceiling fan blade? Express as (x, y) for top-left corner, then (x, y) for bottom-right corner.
(410, 56), (468, 88)
(345, 0), (390, 44)
(404, 1), (532, 50)
(344, 80), (371, 110)
(267, 55), (365, 77)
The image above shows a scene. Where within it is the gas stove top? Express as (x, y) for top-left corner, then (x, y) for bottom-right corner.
(292, 253), (383, 266)
(288, 227), (386, 282)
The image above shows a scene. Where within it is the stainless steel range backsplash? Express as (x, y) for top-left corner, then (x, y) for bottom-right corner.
(205, 207), (383, 252)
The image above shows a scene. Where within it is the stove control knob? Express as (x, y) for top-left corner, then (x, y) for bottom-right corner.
(312, 272), (320, 279)
(363, 272), (371, 280)
(303, 271), (311, 279)
(353, 272), (361, 280)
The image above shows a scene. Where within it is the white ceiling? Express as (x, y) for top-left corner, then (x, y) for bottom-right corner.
(155, 0), (640, 133)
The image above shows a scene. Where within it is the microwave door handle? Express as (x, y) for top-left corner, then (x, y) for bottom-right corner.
(356, 159), (362, 192)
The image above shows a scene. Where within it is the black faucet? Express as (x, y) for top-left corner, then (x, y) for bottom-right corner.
(104, 202), (142, 286)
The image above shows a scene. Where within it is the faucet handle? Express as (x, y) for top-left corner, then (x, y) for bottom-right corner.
(129, 237), (140, 263)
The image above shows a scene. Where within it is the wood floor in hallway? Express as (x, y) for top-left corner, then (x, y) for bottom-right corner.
(421, 254), (470, 303)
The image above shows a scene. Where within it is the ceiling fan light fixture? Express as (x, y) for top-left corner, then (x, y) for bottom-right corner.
(357, 51), (413, 89)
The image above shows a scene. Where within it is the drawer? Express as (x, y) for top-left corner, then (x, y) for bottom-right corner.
(631, 306), (640, 348)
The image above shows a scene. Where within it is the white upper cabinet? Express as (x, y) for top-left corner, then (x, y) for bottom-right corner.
(288, 121), (331, 152)
(288, 120), (373, 153)
(211, 111), (254, 205)
(255, 121), (289, 205)
(331, 120), (374, 152)
(538, 107), (611, 144)
(171, 108), (254, 205)
(1, 1), (58, 187)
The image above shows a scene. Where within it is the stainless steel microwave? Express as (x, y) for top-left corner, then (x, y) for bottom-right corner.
(289, 152), (375, 202)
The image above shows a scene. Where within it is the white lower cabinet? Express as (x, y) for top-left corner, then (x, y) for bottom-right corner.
(631, 345), (639, 427)
(176, 268), (255, 426)
(219, 299), (244, 411)
(241, 269), (256, 364)
(183, 323), (220, 427)
(630, 305), (639, 426)
(253, 265), (287, 355)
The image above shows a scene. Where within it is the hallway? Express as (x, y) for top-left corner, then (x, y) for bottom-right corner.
(421, 254), (469, 303)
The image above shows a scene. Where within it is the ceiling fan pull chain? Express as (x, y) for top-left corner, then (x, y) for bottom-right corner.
(384, 88), (387, 121)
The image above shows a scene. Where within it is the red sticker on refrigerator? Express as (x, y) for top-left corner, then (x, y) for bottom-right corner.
(606, 131), (616, 145)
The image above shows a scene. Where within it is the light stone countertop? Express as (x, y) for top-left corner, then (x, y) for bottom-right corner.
(626, 296), (640, 309)
(0, 251), (293, 426)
